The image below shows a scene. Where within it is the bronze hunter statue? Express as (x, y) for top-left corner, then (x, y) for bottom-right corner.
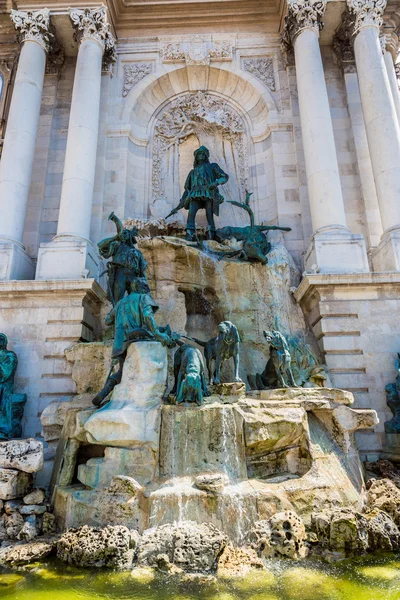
(98, 212), (148, 305)
(0, 334), (26, 439)
(92, 278), (178, 408)
(166, 146), (229, 241)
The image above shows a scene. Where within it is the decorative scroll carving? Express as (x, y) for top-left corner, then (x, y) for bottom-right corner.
(161, 36), (232, 65)
(152, 92), (246, 208)
(70, 6), (116, 63)
(10, 9), (53, 52)
(243, 58), (276, 90)
(123, 63), (153, 96)
(281, 0), (327, 47)
(346, 0), (387, 34)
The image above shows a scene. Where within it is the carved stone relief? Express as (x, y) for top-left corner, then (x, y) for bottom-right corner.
(70, 6), (116, 64)
(123, 63), (153, 96)
(346, 0), (386, 34)
(161, 35), (232, 65)
(242, 58), (275, 91)
(10, 8), (53, 52)
(151, 92), (248, 221)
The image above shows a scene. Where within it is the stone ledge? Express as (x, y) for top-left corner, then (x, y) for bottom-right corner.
(0, 278), (106, 302)
(294, 272), (400, 304)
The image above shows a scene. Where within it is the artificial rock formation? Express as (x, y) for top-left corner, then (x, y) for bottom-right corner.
(57, 524), (137, 569)
(137, 521), (227, 572)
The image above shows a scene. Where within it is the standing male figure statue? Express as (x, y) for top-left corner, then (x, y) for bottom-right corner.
(98, 212), (147, 304)
(166, 146), (229, 241)
(0, 334), (26, 439)
(92, 278), (178, 407)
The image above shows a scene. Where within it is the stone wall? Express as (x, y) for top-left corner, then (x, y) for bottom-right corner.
(295, 273), (400, 460)
(17, 34), (373, 271)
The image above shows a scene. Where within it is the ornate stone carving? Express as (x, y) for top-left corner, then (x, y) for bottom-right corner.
(242, 58), (276, 90)
(161, 36), (232, 65)
(346, 0), (387, 34)
(152, 92), (246, 207)
(123, 63), (153, 96)
(70, 6), (116, 63)
(396, 62), (400, 89)
(333, 11), (356, 73)
(281, 0), (327, 47)
(10, 9), (53, 52)
(162, 42), (185, 62)
(46, 44), (65, 75)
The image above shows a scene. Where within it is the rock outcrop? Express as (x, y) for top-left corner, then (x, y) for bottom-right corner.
(366, 478), (400, 526)
(0, 537), (57, 565)
(56, 525), (138, 569)
(137, 521), (227, 572)
(248, 511), (308, 559)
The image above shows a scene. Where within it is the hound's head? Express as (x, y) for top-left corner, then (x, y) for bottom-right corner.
(177, 373), (203, 405)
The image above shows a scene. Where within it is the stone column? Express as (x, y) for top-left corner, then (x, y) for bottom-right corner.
(36, 7), (115, 280)
(347, 0), (400, 271)
(381, 32), (400, 126)
(333, 16), (382, 249)
(282, 0), (368, 274)
(0, 10), (52, 280)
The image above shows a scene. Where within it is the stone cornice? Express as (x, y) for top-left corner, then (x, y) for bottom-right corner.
(346, 0), (387, 35)
(70, 6), (116, 63)
(10, 8), (53, 52)
(281, 0), (327, 47)
(294, 272), (400, 304)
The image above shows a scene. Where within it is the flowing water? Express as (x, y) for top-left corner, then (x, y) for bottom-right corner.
(1, 554), (400, 599)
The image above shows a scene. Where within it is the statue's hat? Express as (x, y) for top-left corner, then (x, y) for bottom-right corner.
(194, 146), (209, 158)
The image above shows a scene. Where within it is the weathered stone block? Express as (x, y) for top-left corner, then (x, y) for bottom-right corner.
(78, 445), (156, 489)
(0, 469), (32, 500)
(0, 439), (43, 473)
(83, 342), (167, 448)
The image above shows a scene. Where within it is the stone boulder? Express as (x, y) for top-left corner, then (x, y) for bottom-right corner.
(311, 505), (400, 556)
(0, 469), (32, 501)
(0, 439), (43, 473)
(23, 488), (45, 505)
(247, 511), (308, 559)
(193, 473), (229, 494)
(0, 538), (57, 565)
(56, 525), (138, 569)
(366, 478), (400, 526)
(137, 521), (228, 572)
(365, 509), (400, 552)
(217, 544), (264, 577)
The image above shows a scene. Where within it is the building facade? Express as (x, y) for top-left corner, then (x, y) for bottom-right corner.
(0, 0), (399, 466)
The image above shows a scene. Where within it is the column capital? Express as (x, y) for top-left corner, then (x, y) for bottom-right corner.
(69, 6), (116, 64)
(281, 0), (327, 47)
(10, 8), (53, 53)
(346, 0), (387, 35)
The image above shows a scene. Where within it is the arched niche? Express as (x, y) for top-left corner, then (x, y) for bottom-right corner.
(118, 64), (279, 225)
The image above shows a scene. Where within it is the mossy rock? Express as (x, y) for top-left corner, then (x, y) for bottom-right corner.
(129, 566), (156, 585)
(0, 573), (25, 587)
(357, 565), (400, 582)
(278, 567), (340, 600)
(230, 569), (276, 592)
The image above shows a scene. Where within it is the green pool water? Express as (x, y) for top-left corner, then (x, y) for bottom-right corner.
(0, 554), (400, 600)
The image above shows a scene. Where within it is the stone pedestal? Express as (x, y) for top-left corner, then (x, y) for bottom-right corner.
(35, 238), (101, 280)
(372, 230), (400, 272)
(305, 227), (369, 274)
(83, 341), (167, 448)
(0, 242), (35, 281)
